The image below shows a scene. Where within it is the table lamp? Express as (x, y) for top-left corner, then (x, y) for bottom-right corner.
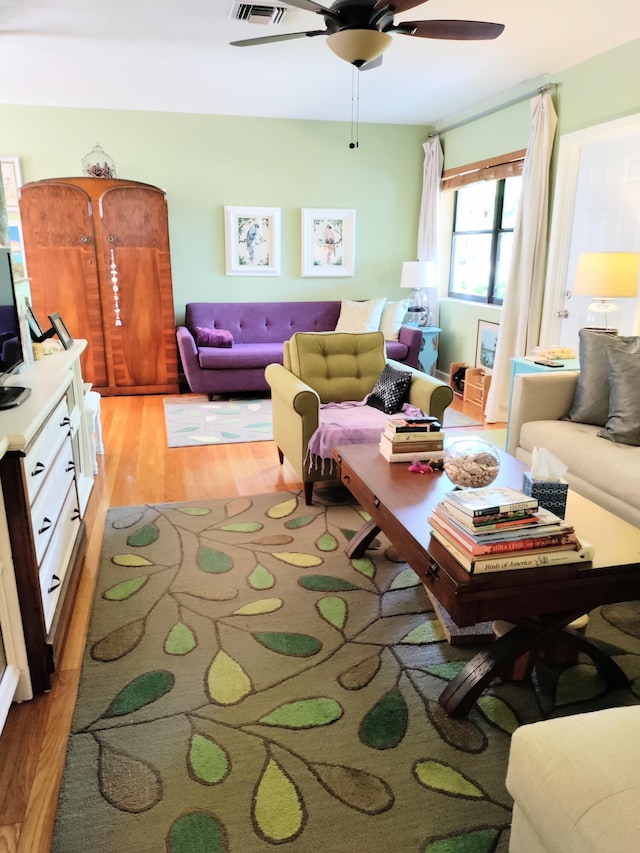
(572, 252), (639, 330)
(400, 261), (436, 326)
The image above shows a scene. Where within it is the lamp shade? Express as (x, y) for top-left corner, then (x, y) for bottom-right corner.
(400, 261), (436, 290)
(573, 252), (639, 299)
(326, 29), (392, 67)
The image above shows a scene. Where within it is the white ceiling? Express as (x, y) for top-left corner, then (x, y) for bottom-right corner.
(0, 0), (638, 126)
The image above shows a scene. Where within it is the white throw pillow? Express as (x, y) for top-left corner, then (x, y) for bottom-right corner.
(335, 298), (386, 333)
(379, 300), (409, 341)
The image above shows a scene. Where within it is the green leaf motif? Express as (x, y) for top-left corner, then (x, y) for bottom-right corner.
(176, 506), (211, 516)
(164, 621), (196, 655)
(338, 654), (381, 690)
(390, 568), (420, 590)
(267, 497), (298, 519)
(248, 564), (275, 590)
(253, 631), (322, 657)
(207, 651), (252, 705)
(98, 744), (162, 813)
(103, 576), (149, 601)
(556, 663), (606, 706)
(233, 598), (283, 616)
(317, 596), (347, 629)
(198, 546), (233, 574)
(300, 575), (359, 592)
(167, 811), (227, 853)
(103, 670), (174, 718)
(359, 689), (408, 750)
(476, 696), (520, 734)
(413, 760), (483, 798)
(285, 514), (319, 530)
(272, 551), (323, 568)
(112, 554), (153, 568)
(316, 532), (338, 552)
(352, 557), (375, 579)
(92, 618), (146, 661)
(311, 763), (394, 814)
(253, 758), (305, 843)
(259, 698), (343, 728)
(401, 620), (445, 644)
(126, 523), (159, 548)
(423, 828), (500, 853)
(219, 522), (263, 533)
(188, 734), (229, 785)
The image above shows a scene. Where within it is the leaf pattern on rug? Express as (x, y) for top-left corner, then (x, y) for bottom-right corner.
(54, 491), (640, 853)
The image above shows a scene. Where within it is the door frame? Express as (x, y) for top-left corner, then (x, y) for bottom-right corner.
(540, 111), (640, 345)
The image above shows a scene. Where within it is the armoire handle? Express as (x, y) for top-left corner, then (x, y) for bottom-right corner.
(79, 234), (91, 245)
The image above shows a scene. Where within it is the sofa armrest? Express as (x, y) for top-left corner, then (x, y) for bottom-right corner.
(387, 358), (454, 425)
(176, 325), (205, 391)
(507, 371), (579, 455)
(397, 324), (422, 369)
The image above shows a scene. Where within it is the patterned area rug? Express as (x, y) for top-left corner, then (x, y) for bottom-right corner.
(163, 395), (481, 448)
(53, 490), (640, 852)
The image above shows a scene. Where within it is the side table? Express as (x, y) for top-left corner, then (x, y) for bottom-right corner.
(406, 324), (441, 376)
(506, 357), (580, 448)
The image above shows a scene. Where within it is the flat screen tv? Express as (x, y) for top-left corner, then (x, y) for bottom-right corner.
(0, 247), (30, 410)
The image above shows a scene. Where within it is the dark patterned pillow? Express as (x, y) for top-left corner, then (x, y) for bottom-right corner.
(194, 326), (234, 348)
(366, 364), (412, 414)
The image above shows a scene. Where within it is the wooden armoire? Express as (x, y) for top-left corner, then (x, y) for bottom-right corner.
(19, 177), (179, 395)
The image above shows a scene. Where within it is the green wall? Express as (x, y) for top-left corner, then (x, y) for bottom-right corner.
(436, 37), (640, 374)
(0, 106), (427, 323)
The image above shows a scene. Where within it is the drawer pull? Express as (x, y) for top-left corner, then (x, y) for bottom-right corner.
(38, 517), (52, 535)
(60, 416), (71, 428)
(65, 461), (75, 473)
(342, 474), (350, 483)
(31, 461), (46, 478)
(71, 508), (81, 521)
(426, 561), (440, 579)
(374, 497), (381, 509)
(48, 574), (61, 594)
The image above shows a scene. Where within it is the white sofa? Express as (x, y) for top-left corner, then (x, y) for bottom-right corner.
(506, 706), (640, 852)
(507, 371), (640, 528)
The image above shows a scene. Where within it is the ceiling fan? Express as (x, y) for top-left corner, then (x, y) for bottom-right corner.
(230, 0), (505, 68)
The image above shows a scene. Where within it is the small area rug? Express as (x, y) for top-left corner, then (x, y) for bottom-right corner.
(54, 490), (640, 852)
(163, 396), (481, 448)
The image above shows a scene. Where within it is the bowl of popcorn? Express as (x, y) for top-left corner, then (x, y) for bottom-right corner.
(443, 437), (500, 489)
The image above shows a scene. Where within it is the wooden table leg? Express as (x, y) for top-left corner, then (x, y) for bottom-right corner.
(345, 519), (381, 559)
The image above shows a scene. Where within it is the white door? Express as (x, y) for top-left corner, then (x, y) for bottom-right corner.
(541, 113), (640, 348)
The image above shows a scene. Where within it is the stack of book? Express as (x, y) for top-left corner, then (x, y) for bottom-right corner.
(429, 484), (594, 573)
(379, 417), (444, 463)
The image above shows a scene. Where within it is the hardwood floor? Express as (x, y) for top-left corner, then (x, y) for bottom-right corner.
(0, 391), (490, 852)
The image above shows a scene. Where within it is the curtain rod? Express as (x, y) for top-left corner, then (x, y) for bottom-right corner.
(427, 83), (557, 138)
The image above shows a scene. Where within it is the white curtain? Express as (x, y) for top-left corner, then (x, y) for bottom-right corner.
(417, 136), (444, 323)
(484, 92), (558, 423)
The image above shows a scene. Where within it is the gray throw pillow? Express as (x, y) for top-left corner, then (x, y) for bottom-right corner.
(598, 346), (640, 445)
(564, 329), (640, 426)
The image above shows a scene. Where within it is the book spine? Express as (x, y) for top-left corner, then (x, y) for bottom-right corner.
(447, 499), (539, 519)
(430, 515), (577, 556)
(442, 501), (538, 530)
(379, 442), (445, 463)
(383, 438), (444, 453)
(383, 430), (445, 444)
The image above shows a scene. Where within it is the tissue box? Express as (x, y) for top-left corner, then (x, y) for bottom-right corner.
(522, 472), (568, 518)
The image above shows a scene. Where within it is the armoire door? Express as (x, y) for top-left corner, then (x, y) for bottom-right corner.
(19, 182), (109, 388)
(98, 185), (179, 392)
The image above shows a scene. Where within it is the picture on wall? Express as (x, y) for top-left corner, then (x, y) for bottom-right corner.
(475, 320), (499, 374)
(301, 208), (355, 277)
(1, 157), (27, 279)
(224, 206), (281, 276)
(1, 156), (22, 208)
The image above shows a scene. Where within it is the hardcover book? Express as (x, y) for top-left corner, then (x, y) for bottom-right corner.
(444, 484), (538, 518)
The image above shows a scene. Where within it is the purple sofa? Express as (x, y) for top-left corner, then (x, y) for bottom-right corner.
(176, 301), (423, 397)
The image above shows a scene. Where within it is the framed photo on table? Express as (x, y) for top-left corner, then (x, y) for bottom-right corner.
(301, 208), (355, 277)
(224, 206), (281, 276)
(475, 320), (499, 374)
(49, 312), (74, 350)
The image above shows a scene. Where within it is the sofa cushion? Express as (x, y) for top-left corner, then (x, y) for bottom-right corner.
(366, 364), (412, 414)
(380, 300), (409, 341)
(565, 330), (640, 427)
(335, 298), (386, 333)
(195, 326), (233, 347)
(598, 346), (640, 446)
(198, 342), (284, 370)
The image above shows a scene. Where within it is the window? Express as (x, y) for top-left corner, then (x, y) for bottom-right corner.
(448, 174), (522, 304)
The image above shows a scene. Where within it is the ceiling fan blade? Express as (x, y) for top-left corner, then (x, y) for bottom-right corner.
(374, 0), (430, 12)
(360, 55), (384, 71)
(230, 30), (326, 47)
(398, 19), (505, 40)
(281, 0), (331, 11)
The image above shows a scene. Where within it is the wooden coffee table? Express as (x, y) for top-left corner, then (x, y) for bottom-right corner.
(333, 443), (640, 717)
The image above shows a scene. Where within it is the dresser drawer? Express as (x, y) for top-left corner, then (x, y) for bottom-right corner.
(23, 396), (71, 507)
(30, 437), (76, 565)
(39, 484), (81, 632)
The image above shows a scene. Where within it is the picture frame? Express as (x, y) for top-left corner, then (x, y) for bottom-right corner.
(475, 320), (499, 374)
(48, 312), (74, 350)
(1, 156), (22, 209)
(25, 301), (55, 342)
(301, 208), (355, 277)
(224, 206), (281, 276)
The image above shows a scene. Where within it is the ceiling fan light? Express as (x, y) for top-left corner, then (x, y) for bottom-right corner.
(326, 29), (392, 67)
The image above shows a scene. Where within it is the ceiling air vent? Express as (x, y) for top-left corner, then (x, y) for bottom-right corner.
(230, 2), (289, 25)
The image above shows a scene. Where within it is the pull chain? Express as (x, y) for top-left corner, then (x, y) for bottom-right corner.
(350, 66), (359, 149)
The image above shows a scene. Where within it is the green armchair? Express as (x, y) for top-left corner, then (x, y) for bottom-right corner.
(265, 331), (454, 505)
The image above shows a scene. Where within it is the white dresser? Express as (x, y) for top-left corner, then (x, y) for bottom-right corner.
(0, 341), (94, 695)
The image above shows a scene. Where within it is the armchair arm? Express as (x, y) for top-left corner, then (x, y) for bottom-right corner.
(265, 363), (321, 481)
(398, 324), (422, 369)
(507, 371), (579, 455)
(387, 359), (454, 425)
(176, 326), (207, 393)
